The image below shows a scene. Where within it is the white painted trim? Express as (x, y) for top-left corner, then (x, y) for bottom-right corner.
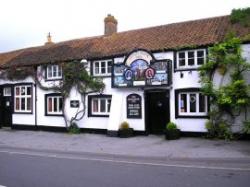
(46, 65), (62, 80)
(47, 96), (63, 115)
(14, 85), (32, 113)
(176, 49), (206, 69)
(178, 92), (208, 116)
(93, 60), (112, 76)
(3, 87), (11, 96)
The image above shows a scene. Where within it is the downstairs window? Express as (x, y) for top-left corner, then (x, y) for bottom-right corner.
(88, 95), (112, 117)
(175, 89), (208, 118)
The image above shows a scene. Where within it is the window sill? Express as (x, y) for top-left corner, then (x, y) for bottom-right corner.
(45, 114), (64, 117)
(88, 114), (110, 117)
(174, 68), (200, 72)
(45, 78), (63, 82)
(92, 75), (111, 78)
(13, 112), (33, 114)
(175, 115), (209, 119)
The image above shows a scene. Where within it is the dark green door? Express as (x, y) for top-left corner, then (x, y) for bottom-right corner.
(145, 90), (170, 134)
(0, 86), (13, 127)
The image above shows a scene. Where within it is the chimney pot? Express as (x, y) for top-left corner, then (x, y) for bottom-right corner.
(104, 14), (117, 36)
(45, 32), (54, 45)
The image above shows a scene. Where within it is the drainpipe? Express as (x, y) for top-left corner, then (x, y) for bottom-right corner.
(34, 83), (37, 129)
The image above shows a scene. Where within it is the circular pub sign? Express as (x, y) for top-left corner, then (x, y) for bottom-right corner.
(124, 69), (133, 81)
(144, 67), (155, 79)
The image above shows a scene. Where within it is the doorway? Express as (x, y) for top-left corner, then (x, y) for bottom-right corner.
(145, 89), (170, 134)
(0, 86), (13, 127)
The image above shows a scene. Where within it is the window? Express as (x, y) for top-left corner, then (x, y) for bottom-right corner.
(176, 89), (208, 118)
(45, 94), (63, 115)
(3, 87), (11, 96)
(88, 95), (112, 117)
(93, 60), (112, 76)
(177, 49), (206, 69)
(14, 85), (32, 113)
(46, 65), (62, 80)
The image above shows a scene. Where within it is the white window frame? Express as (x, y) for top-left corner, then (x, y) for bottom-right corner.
(90, 97), (111, 116)
(93, 60), (112, 76)
(46, 95), (63, 115)
(3, 87), (11, 96)
(178, 92), (208, 116)
(46, 65), (62, 80)
(177, 49), (206, 69)
(14, 85), (32, 113)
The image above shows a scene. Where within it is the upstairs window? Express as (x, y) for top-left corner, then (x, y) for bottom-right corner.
(177, 49), (206, 69)
(46, 65), (62, 80)
(14, 85), (32, 113)
(93, 60), (112, 76)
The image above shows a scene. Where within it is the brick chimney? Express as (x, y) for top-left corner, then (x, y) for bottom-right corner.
(45, 32), (54, 45)
(104, 14), (117, 36)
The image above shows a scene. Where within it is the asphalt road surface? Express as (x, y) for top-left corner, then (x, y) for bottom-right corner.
(0, 150), (249, 187)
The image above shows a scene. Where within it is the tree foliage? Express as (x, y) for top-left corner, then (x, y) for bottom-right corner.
(230, 7), (250, 27)
(61, 61), (104, 97)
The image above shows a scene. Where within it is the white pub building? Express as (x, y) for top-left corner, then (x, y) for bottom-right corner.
(0, 14), (250, 136)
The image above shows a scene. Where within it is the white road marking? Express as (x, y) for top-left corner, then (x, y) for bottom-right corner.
(0, 150), (250, 171)
(0, 185), (7, 187)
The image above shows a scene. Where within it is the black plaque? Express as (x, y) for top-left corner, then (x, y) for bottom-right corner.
(70, 100), (79, 108)
(127, 94), (142, 119)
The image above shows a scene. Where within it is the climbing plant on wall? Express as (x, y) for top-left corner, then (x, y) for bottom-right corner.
(60, 61), (104, 129)
(0, 60), (105, 131)
(199, 34), (250, 139)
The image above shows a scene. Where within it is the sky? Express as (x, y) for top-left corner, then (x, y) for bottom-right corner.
(0, 0), (250, 53)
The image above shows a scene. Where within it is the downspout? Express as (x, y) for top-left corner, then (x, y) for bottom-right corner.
(35, 83), (37, 129)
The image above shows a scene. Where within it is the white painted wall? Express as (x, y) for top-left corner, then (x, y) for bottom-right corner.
(106, 88), (145, 131)
(36, 87), (65, 127)
(1, 44), (249, 133)
(0, 76), (37, 126)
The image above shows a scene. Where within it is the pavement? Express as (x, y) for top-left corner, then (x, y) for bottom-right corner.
(0, 128), (250, 162)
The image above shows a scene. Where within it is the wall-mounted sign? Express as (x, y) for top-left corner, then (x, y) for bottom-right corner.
(127, 94), (142, 119)
(70, 100), (79, 108)
(112, 49), (171, 87)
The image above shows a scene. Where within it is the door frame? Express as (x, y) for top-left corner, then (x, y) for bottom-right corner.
(144, 89), (170, 134)
(0, 84), (14, 127)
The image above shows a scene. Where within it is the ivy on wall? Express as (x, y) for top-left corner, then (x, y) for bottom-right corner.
(0, 61), (105, 130)
(60, 61), (104, 129)
(199, 34), (250, 139)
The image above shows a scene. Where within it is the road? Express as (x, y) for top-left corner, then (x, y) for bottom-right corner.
(0, 149), (250, 187)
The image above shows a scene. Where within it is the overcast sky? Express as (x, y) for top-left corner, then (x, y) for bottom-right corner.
(0, 0), (249, 53)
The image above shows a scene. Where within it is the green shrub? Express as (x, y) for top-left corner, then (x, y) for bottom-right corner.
(205, 120), (216, 138)
(205, 120), (233, 140)
(217, 121), (233, 140)
(119, 121), (134, 138)
(120, 121), (130, 129)
(68, 122), (81, 134)
(243, 121), (250, 134)
(166, 122), (177, 130)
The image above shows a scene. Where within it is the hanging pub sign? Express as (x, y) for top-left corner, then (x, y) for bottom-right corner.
(127, 94), (142, 119)
(112, 49), (171, 88)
